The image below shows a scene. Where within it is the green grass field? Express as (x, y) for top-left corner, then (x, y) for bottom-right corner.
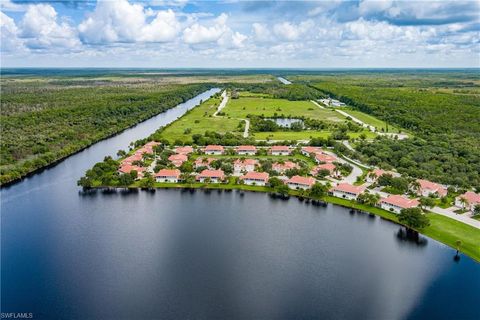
(225, 97), (345, 122)
(252, 130), (376, 140)
(341, 108), (403, 133)
(159, 96), (243, 143)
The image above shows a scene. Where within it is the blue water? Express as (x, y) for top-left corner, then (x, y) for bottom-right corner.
(1, 89), (479, 319)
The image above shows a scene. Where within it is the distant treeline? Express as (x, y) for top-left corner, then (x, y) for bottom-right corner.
(0, 81), (214, 185)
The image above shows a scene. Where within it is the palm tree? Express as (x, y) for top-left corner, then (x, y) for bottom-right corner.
(410, 180), (421, 195)
(455, 240), (462, 257)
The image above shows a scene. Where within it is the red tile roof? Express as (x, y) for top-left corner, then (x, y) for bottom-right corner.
(236, 145), (257, 152)
(311, 163), (336, 175)
(270, 145), (290, 152)
(175, 146), (194, 154)
(156, 169), (181, 178)
(272, 161), (298, 172)
(417, 179), (447, 196)
(119, 164), (145, 174)
(240, 171), (269, 182)
(234, 159), (258, 166)
(301, 146), (322, 154)
(381, 195), (419, 209)
(195, 157), (215, 166)
(287, 175), (315, 187)
(168, 154), (188, 162)
(332, 183), (365, 195)
(197, 169), (225, 180)
(458, 191), (480, 205)
(315, 153), (337, 163)
(204, 145), (224, 151)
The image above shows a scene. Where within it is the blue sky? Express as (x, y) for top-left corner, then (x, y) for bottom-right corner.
(1, 0), (479, 68)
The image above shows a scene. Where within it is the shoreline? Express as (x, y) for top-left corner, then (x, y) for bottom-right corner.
(84, 183), (480, 263)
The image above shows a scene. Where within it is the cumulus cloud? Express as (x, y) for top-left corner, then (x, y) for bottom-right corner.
(183, 13), (229, 44)
(252, 23), (273, 42)
(273, 20), (314, 41)
(78, 0), (180, 44)
(20, 4), (80, 49)
(1, 11), (24, 52)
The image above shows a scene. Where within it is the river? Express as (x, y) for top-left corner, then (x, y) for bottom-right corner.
(1, 89), (479, 319)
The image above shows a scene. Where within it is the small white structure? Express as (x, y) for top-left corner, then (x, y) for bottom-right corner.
(331, 183), (365, 200)
(270, 146), (291, 156)
(236, 145), (257, 155)
(155, 169), (181, 183)
(286, 176), (315, 190)
(380, 195), (419, 214)
(204, 145), (224, 155)
(319, 98), (345, 107)
(240, 172), (269, 186)
(455, 191), (480, 211)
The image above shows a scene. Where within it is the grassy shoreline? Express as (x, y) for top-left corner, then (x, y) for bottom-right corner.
(88, 183), (480, 262)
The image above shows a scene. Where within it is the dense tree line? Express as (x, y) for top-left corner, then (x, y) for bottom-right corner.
(0, 79), (214, 185)
(309, 74), (480, 188)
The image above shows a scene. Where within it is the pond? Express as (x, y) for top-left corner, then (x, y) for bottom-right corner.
(267, 117), (304, 128)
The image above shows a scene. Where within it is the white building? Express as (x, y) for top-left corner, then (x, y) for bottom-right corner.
(331, 183), (365, 200)
(240, 172), (269, 186)
(380, 195), (419, 214)
(155, 169), (181, 183)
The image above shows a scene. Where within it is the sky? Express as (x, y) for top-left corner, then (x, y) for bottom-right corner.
(1, 0), (479, 68)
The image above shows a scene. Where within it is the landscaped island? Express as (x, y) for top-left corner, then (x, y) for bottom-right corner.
(79, 88), (480, 261)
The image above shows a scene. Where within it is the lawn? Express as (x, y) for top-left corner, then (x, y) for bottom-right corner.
(225, 97), (346, 122)
(159, 96), (243, 143)
(252, 130), (376, 140)
(341, 108), (403, 133)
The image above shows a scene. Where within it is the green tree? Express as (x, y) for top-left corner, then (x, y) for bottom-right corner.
(309, 183), (328, 198)
(419, 197), (436, 210)
(398, 208), (430, 230)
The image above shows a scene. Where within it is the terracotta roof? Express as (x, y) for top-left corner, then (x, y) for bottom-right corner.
(458, 191), (480, 205)
(240, 171), (269, 182)
(156, 169), (181, 178)
(119, 164), (145, 174)
(234, 159), (258, 166)
(175, 146), (194, 154)
(122, 153), (143, 164)
(195, 157), (215, 166)
(270, 145), (290, 152)
(301, 146), (322, 154)
(332, 183), (365, 195)
(287, 175), (315, 186)
(236, 145), (257, 152)
(197, 169), (225, 180)
(204, 145), (224, 151)
(381, 195), (419, 209)
(272, 161), (298, 172)
(168, 154), (188, 162)
(417, 179), (447, 196)
(315, 153), (337, 163)
(312, 163), (336, 175)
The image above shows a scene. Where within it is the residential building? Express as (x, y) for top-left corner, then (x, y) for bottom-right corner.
(270, 145), (291, 156)
(272, 161), (298, 174)
(331, 183), (365, 200)
(204, 145), (225, 155)
(240, 172), (269, 186)
(168, 154), (188, 167)
(311, 163), (336, 177)
(416, 179), (448, 197)
(175, 146), (194, 155)
(286, 176), (316, 190)
(196, 169), (225, 183)
(236, 145), (257, 155)
(315, 153), (337, 164)
(455, 191), (480, 211)
(301, 146), (322, 156)
(366, 169), (400, 183)
(380, 195), (420, 214)
(234, 159), (258, 174)
(194, 157), (215, 169)
(155, 169), (181, 183)
(118, 164), (145, 178)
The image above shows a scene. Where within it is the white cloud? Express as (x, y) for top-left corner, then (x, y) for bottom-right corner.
(1, 12), (25, 52)
(273, 20), (314, 41)
(252, 23), (273, 42)
(78, 0), (180, 44)
(183, 13), (229, 44)
(20, 4), (80, 49)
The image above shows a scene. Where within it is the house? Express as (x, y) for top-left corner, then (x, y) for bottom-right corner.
(168, 154), (188, 167)
(416, 179), (448, 197)
(175, 146), (194, 155)
(380, 195), (420, 214)
(286, 176), (316, 190)
(155, 169), (181, 183)
(270, 145), (291, 156)
(135, 141), (160, 155)
(234, 159), (258, 174)
(331, 183), (365, 200)
(240, 172), (269, 186)
(315, 153), (337, 164)
(236, 145), (257, 155)
(301, 146), (323, 156)
(121, 153), (143, 165)
(272, 161), (298, 173)
(196, 169), (225, 183)
(194, 157), (215, 169)
(118, 164), (145, 178)
(455, 191), (480, 211)
(311, 163), (336, 177)
(366, 169), (400, 183)
(204, 145), (224, 155)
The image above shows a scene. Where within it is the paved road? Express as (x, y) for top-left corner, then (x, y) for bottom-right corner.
(213, 90), (228, 116)
(243, 119), (250, 138)
(310, 100), (325, 109)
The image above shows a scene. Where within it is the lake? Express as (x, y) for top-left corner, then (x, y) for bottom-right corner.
(1, 90), (479, 320)
(266, 118), (304, 128)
